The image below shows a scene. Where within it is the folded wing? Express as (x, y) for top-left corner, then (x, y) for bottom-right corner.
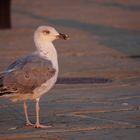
(0, 54), (56, 96)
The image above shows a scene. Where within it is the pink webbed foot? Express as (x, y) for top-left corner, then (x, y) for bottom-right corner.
(25, 121), (34, 126)
(34, 123), (51, 128)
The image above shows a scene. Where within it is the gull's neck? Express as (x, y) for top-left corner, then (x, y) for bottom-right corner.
(36, 41), (54, 56)
(35, 40), (58, 69)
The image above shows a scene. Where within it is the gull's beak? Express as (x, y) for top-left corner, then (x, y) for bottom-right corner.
(57, 33), (69, 40)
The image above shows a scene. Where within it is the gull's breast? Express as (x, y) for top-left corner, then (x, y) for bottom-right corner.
(33, 44), (59, 99)
(33, 71), (58, 99)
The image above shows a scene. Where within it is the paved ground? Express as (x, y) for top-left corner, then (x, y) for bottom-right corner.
(0, 0), (140, 139)
(0, 83), (140, 140)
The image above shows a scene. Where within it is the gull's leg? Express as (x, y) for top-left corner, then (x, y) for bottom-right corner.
(34, 97), (51, 128)
(23, 100), (33, 126)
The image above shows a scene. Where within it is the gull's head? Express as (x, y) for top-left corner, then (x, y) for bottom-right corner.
(34, 26), (69, 44)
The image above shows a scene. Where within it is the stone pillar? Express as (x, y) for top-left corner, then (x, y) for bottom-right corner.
(0, 0), (11, 29)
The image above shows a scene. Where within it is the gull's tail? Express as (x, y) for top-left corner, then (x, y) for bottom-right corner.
(0, 73), (6, 96)
(0, 73), (12, 97)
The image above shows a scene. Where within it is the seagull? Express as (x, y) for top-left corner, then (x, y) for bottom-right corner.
(0, 26), (69, 128)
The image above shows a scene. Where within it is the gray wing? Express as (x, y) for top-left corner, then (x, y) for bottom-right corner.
(0, 53), (56, 95)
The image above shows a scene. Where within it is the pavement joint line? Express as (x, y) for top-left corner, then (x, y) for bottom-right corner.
(63, 113), (138, 128)
(0, 135), (44, 140)
(48, 95), (140, 103)
(107, 95), (140, 101)
(55, 83), (135, 90)
(2, 124), (138, 137)
(56, 77), (112, 84)
(55, 106), (139, 117)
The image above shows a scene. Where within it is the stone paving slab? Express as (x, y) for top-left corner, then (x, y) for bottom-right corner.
(0, 83), (140, 140)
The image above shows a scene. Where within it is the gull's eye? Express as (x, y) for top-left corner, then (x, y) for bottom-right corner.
(42, 30), (50, 35)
